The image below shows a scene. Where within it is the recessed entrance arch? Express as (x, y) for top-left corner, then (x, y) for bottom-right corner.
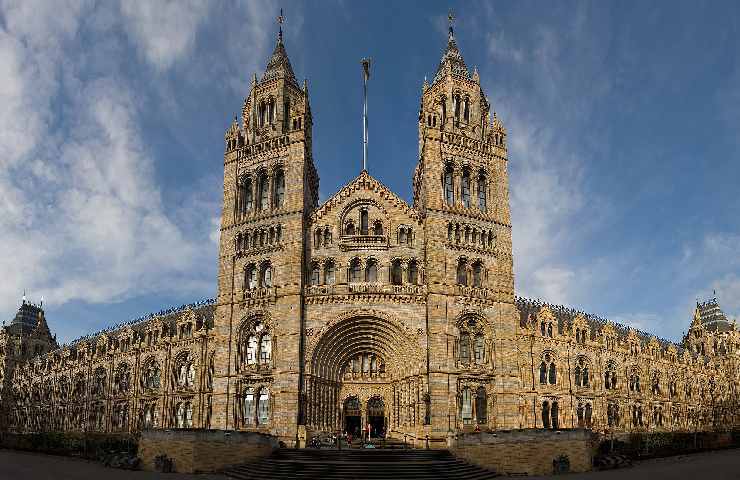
(304, 312), (425, 435)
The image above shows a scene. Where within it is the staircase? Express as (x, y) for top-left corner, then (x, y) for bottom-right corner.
(223, 448), (498, 479)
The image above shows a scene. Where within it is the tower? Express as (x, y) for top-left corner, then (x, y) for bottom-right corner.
(213, 18), (318, 442)
(413, 18), (520, 431)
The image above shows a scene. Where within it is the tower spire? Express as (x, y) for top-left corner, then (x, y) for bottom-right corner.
(262, 8), (296, 84)
(433, 9), (469, 85)
(277, 8), (284, 43)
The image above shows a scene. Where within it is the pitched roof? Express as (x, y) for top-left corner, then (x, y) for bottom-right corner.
(311, 169), (421, 222)
(433, 27), (469, 85)
(261, 33), (297, 84)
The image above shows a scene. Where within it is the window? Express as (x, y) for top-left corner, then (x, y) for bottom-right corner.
(407, 260), (418, 285)
(246, 264), (257, 290)
(259, 335), (271, 364)
(175, 355), (196, 389)
(456, 259), (467, 285)
(574, 357), (590, 388)
(323, 228), (331, 246)
(258, 388), (270, 424)
(463, 97), (470, 122)
(345, 222), (355, 236)
(246, 336), (258, 365)
(283, 99), (290, 130)
(244, 178), (254, 212)
(243, 388), (255, 425)
(373, 221), (383, 236)
(604, 362), (617, 390)
(460, 387), (473, 425)
(314, 230), (322, 248)
(391, 259), (403, 285)
(472, 262), (482, 287)
(454, 94), (461, 120)
(399, 228), (407, 244)
(260, 263), (272, 287)
(607, 402), (620, 427)
(459, 334), (471, 364)
(366, 259), (378, 282)
(273, 169), (285, 207)
(349, 258), (362, 283)
(310, 263), (320, 286)
(444, 166), (454, 205)
(629, 373), (641, 392)
(441, 96), (447, 122)
(258, 173), (269, 210)
(324, 260), (336, 285)
(360, 210), (369, 235)
(539, 353), (557, 385)
(474, 335), (485, 364)
(462, 169), (471, 208)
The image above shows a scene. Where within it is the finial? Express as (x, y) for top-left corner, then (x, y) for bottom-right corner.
(277, 8), (285, 42)
(40, 295), (44, 307)
(22, 290), (26, 304)
(448, 9), (455, 39)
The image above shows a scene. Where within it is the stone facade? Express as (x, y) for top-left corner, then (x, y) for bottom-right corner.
(1, 22), (738, 447)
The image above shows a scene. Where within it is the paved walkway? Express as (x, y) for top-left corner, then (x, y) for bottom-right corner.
(0, 449), (226, 480)
(530, 448), (740, 480)
(0, 447), (738, 479)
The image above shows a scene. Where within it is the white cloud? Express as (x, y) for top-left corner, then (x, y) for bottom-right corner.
(0, 1), (220, 326)
(120, 0), (210, 71)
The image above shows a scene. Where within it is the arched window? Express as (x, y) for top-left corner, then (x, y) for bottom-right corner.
(325, 260), (336, 285)
(258, 172), (269, 210)
(310, 263), (321, 286)
(349, 258), (362, 283)
(314, 230), (322, 248)
(477, 175), (486, 212)
(257, 388), (270, 424)
(453, 94), (461, 119)
(244, 178), (254, 213)
(366, 259), (378, 282)
(407, 260), (418, 285)
(474, 334), (485, 363)
(246, 335), (258, 365)
(142, 359), (161, 390)
(461, 169), (471, 208)
(273, 169), (285, 207)
(460, 387), (473, 425)
(243, 387), (255, 425)
(259, 334), (271, 364)
(391, 259), (403, 285)
(399, 228), (408, 245)
(441, 96), (447, 122)
(476, 387), (487, 424)
(245, 264), (257, 290)
(323, 228), (331, 246)
(542, 401), (551, 429)
(629, 373), (641, 392)
(373, 221), (383, 236)
(360, 210), (369, 235)
(459, 333), (471, 364)
(444, 166), (454, 205)
(574, 357), (589, 387)
(540, 353), (557, 385)
(260, 263), (272, 287)
(345, 221), (355, 236)
(456, 259), (467, 286)
(463, 97), (470, 122)
(472, 262), (483, 287)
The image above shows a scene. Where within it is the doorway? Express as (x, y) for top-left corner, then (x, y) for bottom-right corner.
(367, 396), (385, 438)
(344, 396), (361, 437)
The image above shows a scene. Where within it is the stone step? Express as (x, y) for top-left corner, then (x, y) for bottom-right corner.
(222, 448), (498, 480)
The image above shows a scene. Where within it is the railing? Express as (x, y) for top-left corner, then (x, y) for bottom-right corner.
(339, 235), (388, 251)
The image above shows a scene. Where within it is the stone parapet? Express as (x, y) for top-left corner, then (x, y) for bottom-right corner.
(138, 429), (278, 473)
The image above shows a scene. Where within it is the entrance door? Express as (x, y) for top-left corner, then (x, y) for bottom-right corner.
(344, 396), (361, 437)
(367, 396), (385, 438)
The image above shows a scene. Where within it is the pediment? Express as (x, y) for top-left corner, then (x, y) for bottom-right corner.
(312, 170), (421, 224)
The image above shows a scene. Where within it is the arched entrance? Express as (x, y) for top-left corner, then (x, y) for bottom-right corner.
(367, 396), (385, 438)
(344, 396), (361, 436)
(305, 313), (425, 436)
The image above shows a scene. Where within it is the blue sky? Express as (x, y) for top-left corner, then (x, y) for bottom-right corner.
(1, 0), (739, 344)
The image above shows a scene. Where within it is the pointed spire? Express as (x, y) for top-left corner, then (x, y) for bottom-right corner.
(262, 9), (297, 84)
(433, 9), (469, 84)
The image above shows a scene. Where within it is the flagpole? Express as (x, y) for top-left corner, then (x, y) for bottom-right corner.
(362, 58), (370, 172)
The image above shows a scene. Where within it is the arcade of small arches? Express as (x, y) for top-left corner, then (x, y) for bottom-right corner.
(443, 163), (489, 212)
(446, 222), (496, 251)
(235, 166), (286, 217)
(235, 224), (284, 254)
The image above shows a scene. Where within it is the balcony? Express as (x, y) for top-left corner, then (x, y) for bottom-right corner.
(339, 234), (388, 251)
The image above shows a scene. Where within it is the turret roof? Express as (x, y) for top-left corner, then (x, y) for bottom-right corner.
(433, 26), (469, 85)
(262, 31), (297, 84)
